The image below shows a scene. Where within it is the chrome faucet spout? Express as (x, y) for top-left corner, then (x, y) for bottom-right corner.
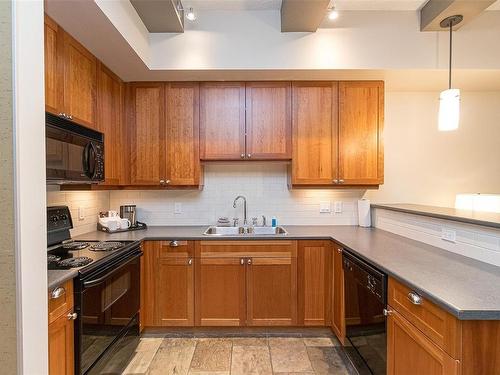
(233, 195), (247, 225)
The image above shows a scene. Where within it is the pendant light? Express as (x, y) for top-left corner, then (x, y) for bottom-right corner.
(438, 15), (463, 131)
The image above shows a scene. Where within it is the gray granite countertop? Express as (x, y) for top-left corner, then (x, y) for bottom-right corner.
(46, 225), (500, 320)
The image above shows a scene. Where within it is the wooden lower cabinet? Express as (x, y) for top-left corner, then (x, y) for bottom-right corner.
(49, 312), (75, 375)
(331, 244), (345, 343)
(387, 308), (460, 375)
(297, 240), (332, 326)
(195, 257), (247, 326)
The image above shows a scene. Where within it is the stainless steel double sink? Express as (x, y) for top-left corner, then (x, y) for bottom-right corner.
(203, 226), (288, 236)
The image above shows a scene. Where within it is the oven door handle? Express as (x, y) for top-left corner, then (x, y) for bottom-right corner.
(82, 251), (142, 288)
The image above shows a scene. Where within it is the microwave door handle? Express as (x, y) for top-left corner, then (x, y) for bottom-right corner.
(82, 252), (142, 288)
(82, 142), (97, 179)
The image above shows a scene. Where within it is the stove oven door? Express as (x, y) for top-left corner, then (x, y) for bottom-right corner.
(76, 252), (141, 374)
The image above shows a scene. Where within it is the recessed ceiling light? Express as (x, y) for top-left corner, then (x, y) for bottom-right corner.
(186, 7), (196, 21)
(328, 6), (339, 20)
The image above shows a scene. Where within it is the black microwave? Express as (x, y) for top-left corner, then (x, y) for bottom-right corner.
(46, 113), (104, 183)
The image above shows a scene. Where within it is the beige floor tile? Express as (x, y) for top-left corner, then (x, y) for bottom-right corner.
(189, 338), (232, 372)
(303, 337), (335, 347)
(306, 347), (349, 375)
(231, 345), (273, 375)
(147, 338), (197, 375)
(188, 372), (229, 375)
(269, 338), (313, 373)
(122, 338), (163, 374)
(231, 337), (268, 346)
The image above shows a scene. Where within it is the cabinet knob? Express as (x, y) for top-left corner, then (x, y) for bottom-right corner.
(247, 154), (252, 158)
(382, 308), (393, 316)
(407, 291), (423, 305)
(337, 248), (342, 254)
(68, 114), (73, 120)
(160, 179), (165, 185)
(339, 179), (345, 184)
(67, 312), (78, 320)
(169, 240), (179, 247)
(247, 258), (252, 265)
(51, 286), (66, 299)
(240, 153), (245, 158)
(188, 258), (193, 265)
(240, 258), (245, 265)
(165, 179), (171, 185)
(332, 179), (338, 184)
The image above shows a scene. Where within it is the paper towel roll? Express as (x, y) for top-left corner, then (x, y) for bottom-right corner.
(358, 199), (371, 227)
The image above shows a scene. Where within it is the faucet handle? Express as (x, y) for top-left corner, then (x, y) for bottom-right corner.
(261, 215), (267, 227)
(251, 217), (258, 226)
(233, 217), (239, 227)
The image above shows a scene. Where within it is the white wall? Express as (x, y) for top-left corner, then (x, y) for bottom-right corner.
(13, 0), (47, 373)
(367, 90), (500, 207)
(110, 164), (364, 226)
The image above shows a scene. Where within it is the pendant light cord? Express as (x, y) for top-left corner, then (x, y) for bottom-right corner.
(448, 22), (452, 89)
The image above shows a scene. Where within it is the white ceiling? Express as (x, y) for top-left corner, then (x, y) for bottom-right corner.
(184, 0), (500, 11)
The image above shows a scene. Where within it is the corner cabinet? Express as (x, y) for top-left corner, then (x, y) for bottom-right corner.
(290, 81), (384, 188)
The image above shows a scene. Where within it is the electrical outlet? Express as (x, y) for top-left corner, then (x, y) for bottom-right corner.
(174, 202), (183, 214)
(320, 201), (331, 213)
(334, 201), (343, 213)
(441, 228), (456, 243)
(78, 206), (85, 220)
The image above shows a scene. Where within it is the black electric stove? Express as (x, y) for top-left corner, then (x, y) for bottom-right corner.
(47, 206), (142, 375)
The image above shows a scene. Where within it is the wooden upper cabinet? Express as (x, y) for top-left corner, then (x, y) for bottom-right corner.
(338, 81), (384, 185)
(165, 82), (201, 186)
(291, 82), (338, 185)
(62, 31), (97, 128)
(97, 63), (126, 185)
(44, 15), (63, 115)
(200, 82), (246, 160)
(245, 82), (292, 160)
(387, 309), (460, 375)
(128, 83), (165, 186)
(298, 240), (332, 326)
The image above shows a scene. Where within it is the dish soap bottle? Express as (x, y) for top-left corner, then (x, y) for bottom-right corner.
(271, 216), (278, 227)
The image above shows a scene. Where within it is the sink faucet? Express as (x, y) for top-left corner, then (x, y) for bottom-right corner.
(233, 195), (247, 225)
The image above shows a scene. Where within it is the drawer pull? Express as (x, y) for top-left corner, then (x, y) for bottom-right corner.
(169, 241), (179, 247)
(51, 287), (66, 299)
(188, 258), (193, 265)
(383, 308), (393, 316)
(67, 312), (77, 320)
(408, 291), (423, 305)
(240, 258), (245, 265)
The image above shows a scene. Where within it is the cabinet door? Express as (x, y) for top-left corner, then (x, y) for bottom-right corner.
(291, 82), (338, 185)
(128, 83), (165, 186)
(245, 82), (291, 160)
(387, 309), (460, 375)
(44, 15), (63, 115)
(140, 241), (157, 329)
(246, 256), (297, 326)
(62, 32), (97, 128)
(49, 311), (74, 375)
(200, 82), (245, 160)
(156, 241), (194, 326)
(195, 257), (246, 326)
(332, 245), (345, 344)
(165, 82), (201, 186)
(97, 63), (126, 185)
(298, 241), (332, 326)
(338, 81), (384, 185)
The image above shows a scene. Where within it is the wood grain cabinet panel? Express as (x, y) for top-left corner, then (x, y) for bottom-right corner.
(245, 82), (292, 160)
(331, 244), (345, 344)
(140, 241), (157, 329)
(44, 15), (63, 116)
(97, 63), (126, 185)
(387, 308), (460, 375)
(291, 82), (338, 185)
(128, 83), (165, 186)
(62, 31), (97, 128)
(246, 256), (297, 326)
(200, 82), (246, 160)
(49, 312), (75, 375)
(165, 82), (201, 186)
(298, 241), (332, 326)
(338, 81), (384, 185)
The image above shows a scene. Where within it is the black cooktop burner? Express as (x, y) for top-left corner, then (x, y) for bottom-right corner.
(47, 254), (61, 263)
(59, 256), (93, 268)
(62, 241), (90, 250)
(90, 241), (124, 252)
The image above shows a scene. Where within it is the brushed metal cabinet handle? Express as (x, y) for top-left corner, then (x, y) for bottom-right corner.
(247, 154), (251, 158)
(383, 308), (393, 316)
(333, 179), (339, 184)
(407, 291), (423, 305)
(67, 312), (78, 320)
(188, 258), (193, 265)
(247, 258), (252, 265)
(339, 179), (345, 184)
(240, 153), (245, 158)
(240, 258), (245, 265)
(337, 248), (342, 254)
(169, 240), (179, 247)
(51, 287), (66, 299)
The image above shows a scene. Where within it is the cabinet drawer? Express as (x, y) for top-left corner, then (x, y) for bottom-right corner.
(198, 240), (297, 258)
(388, 277), (461, 358)
(48, 280), (74, 324)
(159, 240), (194, 258)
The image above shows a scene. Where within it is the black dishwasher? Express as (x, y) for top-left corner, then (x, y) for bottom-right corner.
(343, 249), (387, 375)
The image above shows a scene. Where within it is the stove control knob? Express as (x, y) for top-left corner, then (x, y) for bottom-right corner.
(67, 312), (78, 320)
(51, 216), (58, 222)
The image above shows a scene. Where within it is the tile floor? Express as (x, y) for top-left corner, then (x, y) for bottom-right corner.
(119, 334), (354, 375)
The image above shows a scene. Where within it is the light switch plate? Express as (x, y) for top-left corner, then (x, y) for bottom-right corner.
(320, 201), (331, 213)
(334, 201), (343, 213)
(174, 202), (183, 214)
(441, 228), (456, 243)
